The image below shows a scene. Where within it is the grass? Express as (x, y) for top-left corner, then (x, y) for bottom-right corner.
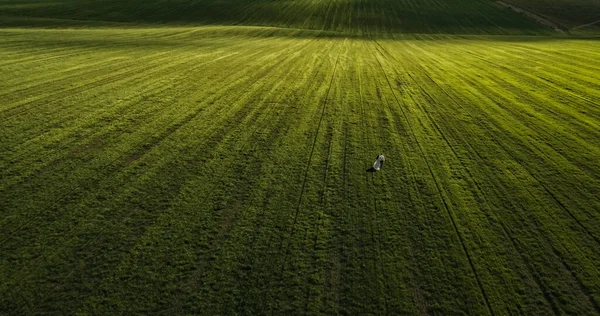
(500, 0), (600, 31)
(1, 0), (600, 314)
(0, 0), (548, 34)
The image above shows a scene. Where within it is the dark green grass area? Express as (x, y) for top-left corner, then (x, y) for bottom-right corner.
(502, 0), (600, 30)
(1, 27), (600, 314)
(0, 0), (548, 34)
(1, 0), (600, 314)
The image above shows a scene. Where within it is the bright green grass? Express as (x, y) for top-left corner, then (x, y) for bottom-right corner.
(2, 0), (600, 314)
(1, 26), (599, 315)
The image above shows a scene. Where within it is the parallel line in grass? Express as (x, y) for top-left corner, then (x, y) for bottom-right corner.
(0, 49), (197, 131)
(1, 61), (310, 314)
(231, 41), (337, 314)
(430, 76), (600, 285)
(371, 40), (495, 316)
(77, 64), (298, 311)
(0, 41), (114, 68)
(457, 47), (600, 127)
(411, 38), (600, 192)
(411, 40), (600, 243)
(404, 66), (519, 312)
(0, 39), (301, 245)
(0, 34), (308, 225)
(398, 43), (566, 313)
(398, 38), (516, 313)
(0, 30), (276, 93)
(0, 31), (196, 69)
(408, 38), (600, 184)
(542, 238), (600, 313)
(407, 54), (600, 311)
(338, 116), (350, 313)
(0, 28), (270, 106)
(0, 50), (176, 116)
(357, 40), (416, 313)
(451, 62), (600, 209)
(0, 45), (238, 153)
(279, 39), (344, 276)
(479, 124), (600, 246)
(477, 43), (600, 91)
(0, 50), (244, 191)
(303, 117), (335, 315)
(461, 39), (600, 89)
(376, 41), (505, 313)
(0, 34), (281, 147)
(0, 42), (110, 72)
(368, 70), (417, 314)
(359, 40), (437, 311)
(247, 42), (341, 313)
(99, 38), (325, 313)
(509, 43), (600, 71)
(349, 47), (371, 313)
(17, 38), (320, 312)
(0, 46), (177, 98)
(357, 38), (427, 313)
(0, 46), (197, 116)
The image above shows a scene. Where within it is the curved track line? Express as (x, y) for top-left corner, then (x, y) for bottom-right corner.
(279, 40), (344, 276)
(401, 42), (600, 312)
(371, 40), (495, 316)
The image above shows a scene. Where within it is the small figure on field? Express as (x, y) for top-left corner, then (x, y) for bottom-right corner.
(373, 154), (385, 171)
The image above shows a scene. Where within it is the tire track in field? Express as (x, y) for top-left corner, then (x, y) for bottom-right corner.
(2, 58), (311, 315)
(0, 50), (175, 117)
(0, 42), (113, 68)
(0, 31), (267, 115)
(400, 41), (600, 312)
(457, 48), (600, 128)
(0, 36), (280, 163)
(154, 39), (326, 313)
(0, 49), (167, 100)
(370, 40), (482, 312)
(367, 39), (459, 314)
(371, 40), (495, 316)
(0, 37), (152, 88)
(0, 48), (218, 144)
(6, 37), (319, 312)
(397, 53), (562, 314)
(0, 50), (243, 192)
(360, 40), (404, 314)
(278, 39), (344, 276)
(337, 119), (350, 312)
(409, 37), (600, 206)
(303, 124), (334, 315)
(231, 40), (341, 314)
(471, 44), (600, 95)
(74, 47), (312, 313)
(0, 39), (303, 245)
(418, 46), (600, 243)
(364, 41), (435, 314)
(231, 38), (329, 292)
(0, 47), (195, 118)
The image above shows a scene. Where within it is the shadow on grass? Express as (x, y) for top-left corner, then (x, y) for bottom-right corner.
(0, 0), (553, 36)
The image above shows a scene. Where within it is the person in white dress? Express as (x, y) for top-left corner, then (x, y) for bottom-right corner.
(373, 154), (385, 171)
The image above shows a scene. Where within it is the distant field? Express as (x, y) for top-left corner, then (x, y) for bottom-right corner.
(503, 0), (600, 30)
(0, 0), (547, 34)
(2, 0), (600, 315)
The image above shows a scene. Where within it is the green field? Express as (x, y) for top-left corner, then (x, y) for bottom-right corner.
(504, 0), (600, 31)
(2, 0), (600, 314)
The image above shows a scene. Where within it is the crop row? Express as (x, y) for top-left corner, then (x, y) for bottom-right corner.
(1, 28), (599, 314)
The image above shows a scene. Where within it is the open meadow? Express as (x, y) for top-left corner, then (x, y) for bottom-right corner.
(1, 0), (600, 314)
